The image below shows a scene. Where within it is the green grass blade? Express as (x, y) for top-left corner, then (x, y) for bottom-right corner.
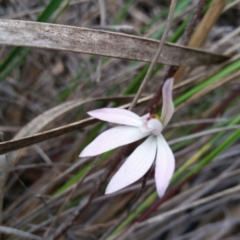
(0, 0), (69, 81)
(175, 60), (240, 105)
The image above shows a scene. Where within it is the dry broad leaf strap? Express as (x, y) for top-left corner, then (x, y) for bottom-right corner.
(0, 117), (97, 155)
(0, 95), (152, 155)
(0, 19), (229, 67)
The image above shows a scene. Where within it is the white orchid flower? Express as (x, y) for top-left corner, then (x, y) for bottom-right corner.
(80, 78), (175, 197)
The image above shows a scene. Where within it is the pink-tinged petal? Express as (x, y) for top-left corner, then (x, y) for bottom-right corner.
(106, 135), (157, 194)
(147, 119), (163, 135)
(88, 108), (142, 127)
(161, 78), (174, 127)
(80, 126), (149, 157)
(155, 134), (175, 197)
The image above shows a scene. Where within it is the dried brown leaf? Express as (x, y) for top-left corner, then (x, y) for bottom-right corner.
(0, 95), (150, 157)
(0, 19), (229, 67)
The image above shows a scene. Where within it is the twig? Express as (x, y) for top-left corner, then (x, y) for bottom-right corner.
(98, 0), (106, 26)
(95, 0), (106, 83)
(145, 0), (207, 114)
(129, 0), (177, 111)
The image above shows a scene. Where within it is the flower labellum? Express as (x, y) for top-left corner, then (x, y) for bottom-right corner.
(80, 78), (175, 197)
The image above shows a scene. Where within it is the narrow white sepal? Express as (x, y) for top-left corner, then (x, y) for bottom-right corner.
(155, 134), (175, 197)
(161, 78), (174, 127)
(80, 126), (149, 157)
(88, 108), (142, 127)
(105, 135), (157, 194)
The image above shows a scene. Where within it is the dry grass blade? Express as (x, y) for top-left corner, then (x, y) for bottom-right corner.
(189, 0), (227, 47)
(168, 125), (240, 145)
(0, 154), (7, 224)
(175, 0), (227, 82)
(129, 0), (176, 110)
(137, 185), (240, 228)
(0, 95), (153, 155)
(0, 226), (41, 240)
(176, 70), (240, 111)
(0, 19), (229, 67)
(0, 118), (96, 156)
